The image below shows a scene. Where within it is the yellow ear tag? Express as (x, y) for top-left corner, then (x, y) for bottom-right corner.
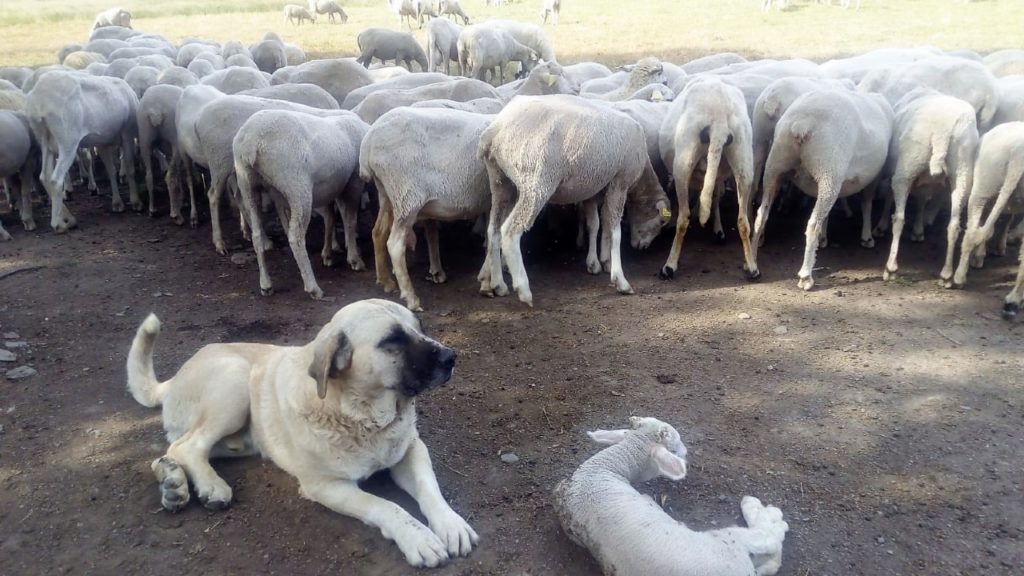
(660, 207), (672, 218)
(546, 75), (556, 87)
(652, 89), (663, 102)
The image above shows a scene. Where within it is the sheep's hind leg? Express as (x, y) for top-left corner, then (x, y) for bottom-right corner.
(798, 179), (840, 291)
(602, 192), (634, 295)
(388, 217), (422, 311)
(423, 220), (446, 284)
(285, 200), (323, 299)
(372, 191), (398, 292)
(500, 189), (547, 306)
(1002, 241), (1024, 320)
(583, 198), (601, 274)
(883, 175), (911, 281)
(97, 146), (125, 213)
(316, 206), (336, 268)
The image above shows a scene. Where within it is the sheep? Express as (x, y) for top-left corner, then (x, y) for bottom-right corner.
(25, 71), (141, 232)
(83, 38), (129, 59)
(597, 57), (664, 101)
(93, 7), (133, 30)
(225, 54), (260, 69)
(484, 20), (556, 63)
(272, 58), (374, 107)
(240, 83), (340, 109)
(192, 52), (226, 70)
(857, 56), (999, 130)
(0, 89), (27, 112)
(562, 62), (612, 86)
(580, 71), (628, 96)
(0, 68), (32, 90)
(749, 88), (893, 290)
(948, 123), (1024, 304)
(552, 416), (789, 576)
(309, 0), (349, 23)
(171, 85), (224, 230)
(657, 76), (756, 279)
(341, 72), (450, 109)
(124, 65), (160, 98)
(367, 66), (411, 81)
(626, 84), (674, 102)
(458, 25), (539, 84)
(542, 0), (560, 25)
(610, 99), (672, 185)
(57, 44), (84, 64)
(352, 78), (499, 123)
(233, 109), (368, 298)
(21, 65), (71, 94)
(0, 111), (37, 238)
(880, 90), (979, 284)
(85, 62), (109, 76)
(363, 107), (494, 310)
(284, 4), (317, 25)
(187, 59), (216, 79)
(251, 35), (289, 74)
(356, 29), (429, 71)
(283, 43), (307, 65)
(410, 97), (504, 114)
(439, 0), (470, 24)
(478, 95), (671, 306)
(108, 47), (171, 62)
(199, 67), (270, 93)
(136, 84), (189, 222)
(60, 51), (105, 71)
(680, 53), (747, 74)
(497, 61), (577, 98)
(88, 25), (137, 42)
(220, 40), (250, 61)
(983, 49), (1024, 78)
(992, 76), (1024, 127)
(425, 18), (462, 74)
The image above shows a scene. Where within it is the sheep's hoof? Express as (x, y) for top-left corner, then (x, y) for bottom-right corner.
(215, 245), (229, 256)
(313, 294), (336, 302)
(797, 276), (814, 291)
(938, 275), (955, 289)
(713, 231), (727, 245)
(617, 285), (635, 295)
(190, 217), (199, 229)
(818, 238), (829, 249)
(910, 232), (925, 243)
(658, 266), (675, 280)
(882, 268), (896, 281)
(586, 260), (602, 275)
(260, 286), (274, 296)
(0, 230), (10, 241)
(860, 237), (875, 249)
(872, 227), (887, 238)
(322, 256), (335, 268)
(1002, 302), (1020, 320)
(112, 201), (125, 213)
(349, 259), (366, 271)
(745, 268), (761, 281)
(22, 219), (36, 232)
(171, 214), (185, 226)
(426, 271), (447, 284)
(148, 209), (159, 219)
(131, 201), (144, 212)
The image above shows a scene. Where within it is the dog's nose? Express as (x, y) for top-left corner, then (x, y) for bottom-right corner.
(438, 347), (456, 369)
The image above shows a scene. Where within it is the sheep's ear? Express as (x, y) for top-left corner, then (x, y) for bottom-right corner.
(629, 416), (643, 429)
(651, 445), (687, 481)
(587, 429), (629, 445)
(308, 328), (353, 399)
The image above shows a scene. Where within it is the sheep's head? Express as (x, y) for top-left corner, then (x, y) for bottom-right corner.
(626, 161), (671, 250)
(527, 62), (578, 95)
(629, 57), (664, 86)
(587, 416), (688, 481)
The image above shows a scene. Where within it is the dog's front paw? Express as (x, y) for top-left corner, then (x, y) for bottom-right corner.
(430, 509), (480, 557)
(396, 523), (449, 567)
(152, 456), (190, 512)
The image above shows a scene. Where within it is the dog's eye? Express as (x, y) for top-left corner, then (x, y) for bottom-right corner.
(378, 328), (409, 353)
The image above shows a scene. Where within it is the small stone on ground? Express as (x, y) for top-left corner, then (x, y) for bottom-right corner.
(0, 349), (15, 362)
(738, 313), (752, 320)
(6, 365), (37, 380)
(773, 325), (789, 335)
(500, 452), (520, 464)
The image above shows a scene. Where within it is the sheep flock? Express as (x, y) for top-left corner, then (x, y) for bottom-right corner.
(1, 2), (1023, 572)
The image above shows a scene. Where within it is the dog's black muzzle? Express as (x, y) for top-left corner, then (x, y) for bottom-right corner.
(401, 343), (457, 397)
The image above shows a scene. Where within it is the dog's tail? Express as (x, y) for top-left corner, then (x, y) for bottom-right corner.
(126, 313), (169, 408)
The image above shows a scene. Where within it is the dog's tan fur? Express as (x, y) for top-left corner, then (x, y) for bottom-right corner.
(126, 299), (478, 568)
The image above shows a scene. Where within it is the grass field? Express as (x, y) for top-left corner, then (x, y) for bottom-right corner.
(1, 0), (1022, 69)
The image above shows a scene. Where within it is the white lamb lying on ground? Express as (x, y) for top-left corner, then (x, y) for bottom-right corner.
(553, 417), (789, 576)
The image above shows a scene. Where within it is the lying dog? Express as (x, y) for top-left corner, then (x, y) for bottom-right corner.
(125, 298), (478, 567)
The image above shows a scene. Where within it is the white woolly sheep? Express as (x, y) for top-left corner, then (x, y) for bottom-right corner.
(220, 40), (251, 61)
(251, 34), (288, 74)
(881, 89), (979, 284)
(502, 61), (577, 98)
(749, 88), (893, 290)
(552, 416), (788, 576)
(234, 109), (368, 298)
(272, 58), (374, 107)
(124, 65), (160, 98)
(356, 29), (429, 71)
(992, 76), (1024, 127)
(363, 107), (495, 310)
(137, 84), (187, 222)
(62, 51), (107, 70)
(425, 18), (462, 74)
(341, 72), (449, 109)
(598, 57), (664, 101)
(0, 111), (37, 238)
(225, 54), (259, 69)
(0, 67), (32, 90)
(283, 43), (307, 65)
(83, 38), (128, 58)
(199, 67), (270, 93)
(157, 66), (198, 88)
(562, 62), (612, 86)
(93, 7), (133, 30)
(478, 95), (671, 306)
(25, 70), (141, 231)
(542, 0), (560, 25)
(309, 0), (349, 23)
(657, 76), (755, 279)
(0, 89), (26, 112)
(983, 49), (1024, 78)
(240, 83), (340, 110)
(57, 44), (83, 64)
(410, 97), (503, 114)
(485, 19), (556, 63)
(352, 78), (498, 123)
(88, 25), (137, 42)
(284, 4), (317, 25)
(458, 25), (538, 84)
(949, 123), (1024, 305)
(439, 0), (470, 24)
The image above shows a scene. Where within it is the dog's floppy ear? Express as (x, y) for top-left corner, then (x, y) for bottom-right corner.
(308, 328), (353, 399)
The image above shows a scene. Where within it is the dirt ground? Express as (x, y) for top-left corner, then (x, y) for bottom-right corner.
(0, 187), (1021, 576)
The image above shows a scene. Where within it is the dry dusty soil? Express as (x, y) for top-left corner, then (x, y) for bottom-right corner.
(0, 185), (1021, 576)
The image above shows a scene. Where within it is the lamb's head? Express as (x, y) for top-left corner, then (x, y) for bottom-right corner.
(587, 416), (687, 481)
(626, 160), (671, 250)
(625, 57), (664, 89)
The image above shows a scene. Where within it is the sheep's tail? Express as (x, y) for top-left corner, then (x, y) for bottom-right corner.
(788, 117), (813, 147)
(930, 110), (974, 177)
(126, 313), (169, 408)
(698, 124), (730, 226)
(761, 89), (782, 120)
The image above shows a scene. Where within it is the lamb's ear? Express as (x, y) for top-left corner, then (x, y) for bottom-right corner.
(587, 429), (629, 445)
(308, 328), (353, 399)
(651, 445), (687, 480)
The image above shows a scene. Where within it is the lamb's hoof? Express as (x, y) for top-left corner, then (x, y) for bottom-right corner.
(617, 285), (635, 295)
(215, 245), (228, 256)
(260, 286), (275, 296)
(797, 276), (815, 291)
(171, 214), (185, 226)
(148, 210), (159, 219)
(745, 268), (761, 281)
(322, 256), (335, 268)
(152, 457), (190, 512)
(22, 219), (36, 232)
(349, 260), (366, 271)
(1002, 302), (1020, 320)
(132, 201), (145, 213)
(586, 260), (602, 275)
(910, 232), (925, 243)
(53, 223), (70, 234)
(860, 237), (875, 249)
(882, 268), (896, 281)
(713, 231), (727, 245)
(308, 288), (325, 300)
(112, 201), (126, 213)
(658, 266), (675, 280)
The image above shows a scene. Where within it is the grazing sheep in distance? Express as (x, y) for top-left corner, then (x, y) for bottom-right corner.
(363, 107), (495, 311)
(440, 0), (470, 24)
(552, 416), (789, 576)
(93, 7), (133, 30)
(309, 0), (348, 23)
(356, 28), (429, 71)
(458, 25), (539, 84)
(750, 88), (893, 290)
(284, 4), (317, 25)
(478, 95), (671, 306)
(233, 110), (368, 299)
(881, 89), (979, 284)
(542, 0), (560, 25)
(425, 18), (462, 74)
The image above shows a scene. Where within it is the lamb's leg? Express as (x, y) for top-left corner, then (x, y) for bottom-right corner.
(711, 182), (726, 243)
(940, 168), (970, 287)
(236, 169), (275, 296)
(165, 150), (185, 225)
(316, 206), (336, 268)
(337, 191), (365, 270)
(18, 157), (37, 231)
(372, 189), (399, 292)
(953, 162), (1024, 287)
(797, 178), (840, 291)
(659, 147), (698, 279)
(991, 214), (1012, 257)
(860, 184), (877, 248)
(391, 438), (478, 557)
(121, 131), (142, 212)
(479, 164), (512, 297)
(78, 148), (98, 193)
(179, 155), (200, 228)
(41, 145), (78, 233)
(873, 191), (894, 237)
(1001, 240), (1024, 320)
(299, 477), (449, 567)
(284, 196), (322, 299)
(387, 219), (421, 310)
(142, 138), (157, 216)
(207, 172), (231, 255)
(748, 159), (786, 280)
(725, 143), (756, 276)
(602, 188), (634, 294)
(883, 174), (911, 281)
(500, 187), (547, 306)
(583, 198), (601, 274)
(423, 220), (446, 284)
(97, 146), (125, 213)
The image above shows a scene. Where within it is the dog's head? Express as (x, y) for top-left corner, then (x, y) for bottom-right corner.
(307, 299), (456, 408)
